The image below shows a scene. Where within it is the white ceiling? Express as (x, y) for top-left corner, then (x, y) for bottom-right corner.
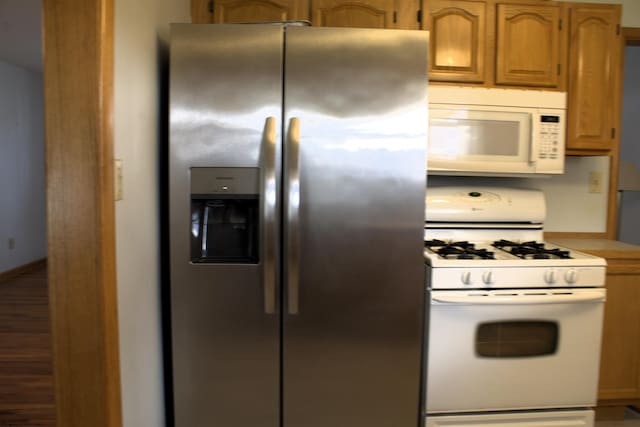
(0, 0), (42, 71)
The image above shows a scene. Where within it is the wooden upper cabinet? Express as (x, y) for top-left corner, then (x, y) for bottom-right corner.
(495, 2), (563, 87)
(424, 0), (488, 83)
(191, 0), (310, 24)
(565, 3), (621, 152)
(191, 0), (420, 30)
(311, 0), (397, 29)
(423, 0), (566, 89)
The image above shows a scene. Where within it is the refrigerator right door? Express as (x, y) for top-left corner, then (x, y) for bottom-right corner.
(282, 27), (429, 427)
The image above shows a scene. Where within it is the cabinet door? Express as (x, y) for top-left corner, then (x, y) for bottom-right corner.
(311, 0), (397, 29)
(598, 271), (640, 401)
(566, 4), (621, 152)
(191, 0), (309, 24)
(495, 2), (562, 87)
(425, 0), (488, 83)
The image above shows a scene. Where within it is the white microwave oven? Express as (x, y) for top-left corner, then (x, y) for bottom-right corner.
(428, 86), (567, 176)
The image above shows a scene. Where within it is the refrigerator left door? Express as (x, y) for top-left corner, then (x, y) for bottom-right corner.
(169, 24), (283, 427)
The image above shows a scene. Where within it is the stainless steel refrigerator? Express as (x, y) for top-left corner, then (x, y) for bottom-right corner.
(168, 23), (428, 427)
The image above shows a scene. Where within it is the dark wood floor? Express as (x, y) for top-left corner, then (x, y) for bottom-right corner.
(0, 266), (55, 426)
(2, 265), (638, 427)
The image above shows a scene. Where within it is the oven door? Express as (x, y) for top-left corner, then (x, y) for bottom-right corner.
(426, 288), (606, 413)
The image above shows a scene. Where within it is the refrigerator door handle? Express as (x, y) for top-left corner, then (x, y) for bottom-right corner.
(262, 116), (277, 314)
(286, 117), (301, 315)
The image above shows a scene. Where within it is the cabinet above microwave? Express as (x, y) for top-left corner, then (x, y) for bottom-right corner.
(428, 86), (567, 177)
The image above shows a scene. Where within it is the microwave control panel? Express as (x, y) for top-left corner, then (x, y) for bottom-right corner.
(538, 115), (561, 160)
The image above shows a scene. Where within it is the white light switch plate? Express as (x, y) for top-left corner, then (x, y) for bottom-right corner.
(114, 159), (123, 201)
(588, 171), (603, 193)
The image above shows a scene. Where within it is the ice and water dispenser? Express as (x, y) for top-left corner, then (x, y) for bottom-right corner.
(190, 168), (260, 264)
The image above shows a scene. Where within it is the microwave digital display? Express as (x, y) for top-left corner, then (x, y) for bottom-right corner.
(540, 115), (560, 123)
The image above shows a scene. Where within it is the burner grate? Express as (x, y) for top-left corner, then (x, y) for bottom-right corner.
(492, 240), (572, 260)
(425, 240), (496, 260)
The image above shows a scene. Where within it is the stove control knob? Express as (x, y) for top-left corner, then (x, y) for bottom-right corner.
(544, 270), (557, 284)
(565, 269), (578, 284)
(482, 271), (493, 284)
(461, 271), (472, 285)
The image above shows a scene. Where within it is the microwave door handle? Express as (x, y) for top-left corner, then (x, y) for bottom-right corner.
(432, 290), (606, 305)
(285, 117), (301, 315)
(529, 115), (538, 164)
(261, 116), (277, 315)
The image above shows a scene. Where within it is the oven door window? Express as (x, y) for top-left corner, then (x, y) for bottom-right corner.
(476, 320), (559, 358)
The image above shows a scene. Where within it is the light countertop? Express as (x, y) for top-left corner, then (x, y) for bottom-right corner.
(547, 238), (640, 258)
(547, 238), (640, 274)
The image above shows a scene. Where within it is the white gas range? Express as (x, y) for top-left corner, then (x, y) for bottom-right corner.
(424, 237), (607, 289)
(423, 187), (606, 427)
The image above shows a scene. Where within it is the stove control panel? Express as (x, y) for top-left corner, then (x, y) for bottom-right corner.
(425, 187), (546, 224)
(430, 266), (606, 289)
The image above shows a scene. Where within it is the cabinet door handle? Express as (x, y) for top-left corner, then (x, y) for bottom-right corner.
(528, 115), (538, 164)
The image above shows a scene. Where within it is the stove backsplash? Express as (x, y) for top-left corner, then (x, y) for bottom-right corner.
(427, 156), (609, 233)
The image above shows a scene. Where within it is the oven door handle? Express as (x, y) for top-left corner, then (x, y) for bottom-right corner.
(432, 291), (606, 305)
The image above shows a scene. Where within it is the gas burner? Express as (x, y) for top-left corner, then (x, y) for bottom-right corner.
(492, 240), (572, 260)
(425, 240), (495, 260)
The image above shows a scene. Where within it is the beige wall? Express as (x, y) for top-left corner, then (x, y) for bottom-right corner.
(0, 61), (45, 273)
(429, 156), (611, 233)
(114, 1), (189, 426)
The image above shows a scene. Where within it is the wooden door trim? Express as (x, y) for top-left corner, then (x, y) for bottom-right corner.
(43, 0), (122, 426)
(623, 27), (640, 45)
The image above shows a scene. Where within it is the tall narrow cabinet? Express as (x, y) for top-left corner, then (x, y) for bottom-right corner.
(564, 3), (622, 152)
